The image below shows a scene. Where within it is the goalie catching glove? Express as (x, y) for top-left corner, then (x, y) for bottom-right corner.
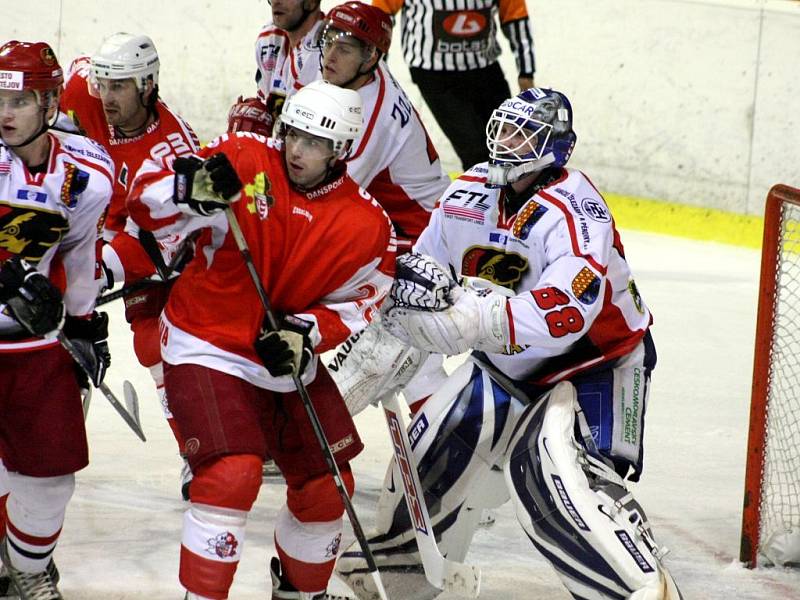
(0, 256), (64, 337)
(382, 253), (511, 356)
(254, 315), (315, 377)
(64, 311), (111, 388)
(173, 153), (243, 216)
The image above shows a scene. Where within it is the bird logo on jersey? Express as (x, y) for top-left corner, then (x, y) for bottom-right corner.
(206, 531), (239, 559)
(0, 205), (69, 262)
(461, 246), (528, 292)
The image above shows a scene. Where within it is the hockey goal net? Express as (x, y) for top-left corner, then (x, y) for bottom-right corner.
(740, 184), (800, 568)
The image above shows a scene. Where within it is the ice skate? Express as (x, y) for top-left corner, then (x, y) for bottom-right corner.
(0, 541), (62, 600)
(270, 556), (354, 599)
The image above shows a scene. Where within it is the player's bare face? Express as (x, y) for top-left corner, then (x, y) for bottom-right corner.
(0, 90), (42, 146)
(271, 0), (307, 30)
(95, 77), (148, 131)
(321, 31), (368, 87)
(283, 127), (335, 188)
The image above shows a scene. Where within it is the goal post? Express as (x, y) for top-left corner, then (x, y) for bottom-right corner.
(740, 184), (800, 568)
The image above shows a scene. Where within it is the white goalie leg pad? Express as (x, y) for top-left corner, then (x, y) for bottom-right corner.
(505, 382), (682, 600)
(336, 362), (521, 600)
(324, 319), (429, 416)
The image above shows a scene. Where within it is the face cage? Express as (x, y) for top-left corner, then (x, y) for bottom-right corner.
(485, 109), (552, 165)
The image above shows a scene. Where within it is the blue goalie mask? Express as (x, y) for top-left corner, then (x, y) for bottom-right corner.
(485, 88), (577, 187)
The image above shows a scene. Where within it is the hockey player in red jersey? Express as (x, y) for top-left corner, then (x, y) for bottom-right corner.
(0, 41), (112, 599)
(127, 80), (395, 599)
(60, 32), (201, 498)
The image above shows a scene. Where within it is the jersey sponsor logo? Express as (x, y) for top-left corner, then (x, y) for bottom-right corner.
(304, 175), (344, 200)
(0, 203), (69, 262)
(571, 266), (600, 305)
(581, 197), (611, 223)
(489, 232), (508, 245)
(442, 12), (487, 37)
(628, 279), (645, 314)
(205, 531), (239, 559)
(443, 188), (491, 223)
(61, 162), (89, 208)
(461, 246), (528, 292)
(15, 189), (47, 203)
(615, 530), (654, 573)
(433, 9), (492, 53)
(551, 475), (590, 531)
(512, 200), (548, 240)
(260, 42), (281, 72)
(62, 142), (111, 167)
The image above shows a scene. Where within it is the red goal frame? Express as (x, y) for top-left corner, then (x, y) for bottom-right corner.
(740, 184), (800, 567)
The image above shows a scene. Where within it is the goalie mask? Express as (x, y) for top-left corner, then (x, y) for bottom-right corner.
(485, 88), (576, 188)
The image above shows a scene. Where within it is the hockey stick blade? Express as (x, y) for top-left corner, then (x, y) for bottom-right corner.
(381, 393), (481, 597)
(99, 381), (147, 442)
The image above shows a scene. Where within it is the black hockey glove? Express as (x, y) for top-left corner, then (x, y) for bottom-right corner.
(0, 256), (64, 337)
(254, 315), (315, 377)
(64, 312), (111, 388)
(173, 153), (243, 216)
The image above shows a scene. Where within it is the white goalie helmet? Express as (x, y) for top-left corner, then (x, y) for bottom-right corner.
(278, 80), (363, 158)
(91, 32), (160, 91)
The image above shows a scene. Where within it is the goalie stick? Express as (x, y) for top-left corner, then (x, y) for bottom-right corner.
(376, 348), (481, 597)
(58, 333), (146, 442)
(224, 206), (390, 600)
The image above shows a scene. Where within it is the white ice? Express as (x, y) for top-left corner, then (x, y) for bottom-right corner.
(52, 230), (800, 599)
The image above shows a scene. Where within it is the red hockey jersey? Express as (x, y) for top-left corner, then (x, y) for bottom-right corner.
(127, 133), (396, 391)
(60, 57), (200, 238)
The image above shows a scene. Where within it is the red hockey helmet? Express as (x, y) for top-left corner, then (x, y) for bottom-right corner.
(227, 96), (274, 137)
(324, 2), (393, 55)
(0, 41), (64, 93)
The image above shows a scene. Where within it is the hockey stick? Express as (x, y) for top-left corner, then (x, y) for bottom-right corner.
(224, 207), (390, 600)
(95, 230), (199, 307)
(376, 349), (481, 597)
(58, 333), (147, 442)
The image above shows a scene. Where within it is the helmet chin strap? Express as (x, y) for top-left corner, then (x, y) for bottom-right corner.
(486, 153), (556, 188)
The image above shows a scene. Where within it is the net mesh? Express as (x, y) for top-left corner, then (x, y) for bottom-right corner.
(760, 198), (800, 557)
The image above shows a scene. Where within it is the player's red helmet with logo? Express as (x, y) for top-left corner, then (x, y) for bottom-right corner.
(324, 2), (393, 55)
(0, 41), (64, 93)
(227, 96), (274, 137)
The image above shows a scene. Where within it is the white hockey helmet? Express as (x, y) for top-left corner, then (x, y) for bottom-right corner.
(277, 80), (363, 158)
(90, 32), (159, 91)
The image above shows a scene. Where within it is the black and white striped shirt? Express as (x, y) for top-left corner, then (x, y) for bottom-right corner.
(373, 0), (535, 74)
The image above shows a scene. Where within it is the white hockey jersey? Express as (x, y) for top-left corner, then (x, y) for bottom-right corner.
(0, 132), (113, 351)
(255, 19), (324, 124)
(415, 164), (652, 385)
(345, 64), (450, 250)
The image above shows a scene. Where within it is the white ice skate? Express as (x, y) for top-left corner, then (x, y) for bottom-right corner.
(270, 557), (355, 599)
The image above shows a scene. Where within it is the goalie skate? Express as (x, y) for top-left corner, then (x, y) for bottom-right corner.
(269, 557), (355, 599)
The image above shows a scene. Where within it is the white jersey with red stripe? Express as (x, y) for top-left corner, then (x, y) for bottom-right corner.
(127, 133), (396, 392)
(345, 63), (450, 251)
(255, 19), (324, 124)
(0, 132), (112, 351)
(414, 163), (652, 385)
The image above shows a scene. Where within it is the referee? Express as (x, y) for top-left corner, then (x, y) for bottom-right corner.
(373, 0), (536, 170)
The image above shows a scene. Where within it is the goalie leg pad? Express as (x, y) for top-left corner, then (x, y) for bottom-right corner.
(325, 319), (430, 416)
(336, 362), (522, 599)
(505, 381), (681, 599)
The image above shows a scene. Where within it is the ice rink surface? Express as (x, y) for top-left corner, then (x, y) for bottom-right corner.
(53, 230), (800, 599)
